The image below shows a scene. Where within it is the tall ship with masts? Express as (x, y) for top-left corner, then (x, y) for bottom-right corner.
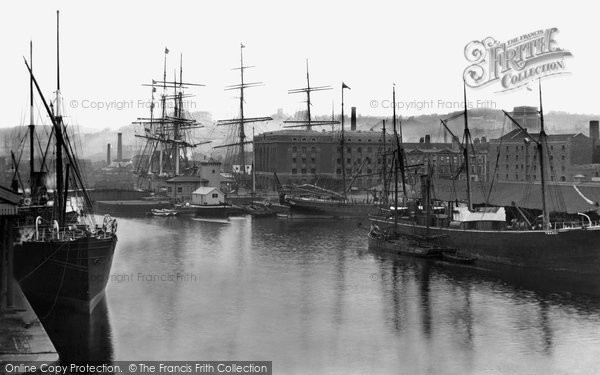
(369, 80), (600, 292)
(282, 62), (380, 218)
(132, 48), (209, 193)
(214, 44), (272, 196)
(12, 11), (118, 313)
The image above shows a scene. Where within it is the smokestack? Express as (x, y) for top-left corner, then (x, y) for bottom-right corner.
(590, 120), (599, 140)
(117, 132), (123, 161)
(107, 143), (111, 165)
(425, 134), (431, 144)
(350, 107), (357, 131)
(591, 121), (600, 163)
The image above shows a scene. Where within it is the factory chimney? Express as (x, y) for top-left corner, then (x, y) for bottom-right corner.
(117, 132), (123, 162)
(591, 120), (600, 163)
(350, 107), (357, 131)
(106, 143), (111, 165)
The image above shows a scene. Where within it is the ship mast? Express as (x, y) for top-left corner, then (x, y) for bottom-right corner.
(29, 40), (35, 196)
(341, 82), (350, 199)
(134, 48), (206, 181)
(538, 80), (550, 229)
(382, 119), (387, 206)
(216, 44), (272, 187)
(502, 79), (550, 230)
(392, 85), (406, 199)
(283, 60), (339, 130)
(55, 10), (65, 225)
(462, 80), (473, 211)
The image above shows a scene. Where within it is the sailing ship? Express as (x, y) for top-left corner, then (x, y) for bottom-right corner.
(368, 80), (600, 292)
(13, 11), (118, 313)
(214, 44), (272, 192)
(283, 70), (380, 218)
(132, 48), (208, 193)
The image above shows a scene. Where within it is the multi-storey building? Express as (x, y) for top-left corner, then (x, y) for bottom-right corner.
(253, 129), (487, 190)
(488, 129), (593, 183)
(405, 148), (488, 182)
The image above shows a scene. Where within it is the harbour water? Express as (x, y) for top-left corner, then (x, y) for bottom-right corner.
(40, 216), (600, 374)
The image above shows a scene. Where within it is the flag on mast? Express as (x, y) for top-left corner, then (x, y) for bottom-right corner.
(342, 82), (351, 90)
(165, 47), (170, 54)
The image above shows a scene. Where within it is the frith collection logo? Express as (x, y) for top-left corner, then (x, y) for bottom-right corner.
(463, 28), (572, 92)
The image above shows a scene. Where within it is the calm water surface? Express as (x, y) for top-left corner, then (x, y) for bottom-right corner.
(42, 216), (600, 374)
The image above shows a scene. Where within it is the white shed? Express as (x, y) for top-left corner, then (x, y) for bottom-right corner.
(191, 187), (225, 205)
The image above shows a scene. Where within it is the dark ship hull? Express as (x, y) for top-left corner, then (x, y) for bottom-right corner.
(369, 217), (600, 294)
(288, 197), (378, 218)
(14, 235), (117, 313)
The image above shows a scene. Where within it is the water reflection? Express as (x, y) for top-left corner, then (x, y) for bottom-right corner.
(31, 297), (113, 362)
(37, 216), (600, 373)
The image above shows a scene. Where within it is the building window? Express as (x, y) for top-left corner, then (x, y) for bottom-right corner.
(212, 169), (216, 173)
(302, 138), (307, 142)
(292, 158), (297, 163)
(357, 147), (362, 153)
(177, 187), (183, 193)
(311, 158), (316, 163)
(212, 193), (218, 198)
(310, 168), (316, 174)
(311, 138), (316, 142)
(336, 169), (341, 174)
(167, 187), (172, 192)
(292, 168), (297, 174)
(301, 169), (307, 174)
(337, 158), (341, 164)
(292, 146), (297, 152)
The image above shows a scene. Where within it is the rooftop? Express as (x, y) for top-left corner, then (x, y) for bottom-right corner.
(166, 176), (209, 183)
(193, 187), (223, 195)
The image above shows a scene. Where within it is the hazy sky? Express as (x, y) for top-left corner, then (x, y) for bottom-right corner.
(3, 0), (598, 131)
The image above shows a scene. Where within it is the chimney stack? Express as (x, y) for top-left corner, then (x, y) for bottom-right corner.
(117, 132), (123, 161)
(591, 120), (600, 163)
(590, 120), (599, 140)
(106, 143), (111, 165)
(350, 107), (357, 131)
(425, 134), (431, 144)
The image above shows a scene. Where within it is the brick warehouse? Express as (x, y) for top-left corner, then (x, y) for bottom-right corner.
(253, 129), (488, 191)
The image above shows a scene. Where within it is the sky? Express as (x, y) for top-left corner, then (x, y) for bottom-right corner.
(2, 0), (598, 131)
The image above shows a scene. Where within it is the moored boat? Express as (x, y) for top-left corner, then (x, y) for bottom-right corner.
(13, 13), (118, 314)
(368, 81), (600, 291)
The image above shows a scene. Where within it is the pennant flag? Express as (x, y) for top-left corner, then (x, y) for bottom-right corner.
(342, 82), (351, 90)
(165, 47), (170, 54)
(241, 43), (245, 48)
